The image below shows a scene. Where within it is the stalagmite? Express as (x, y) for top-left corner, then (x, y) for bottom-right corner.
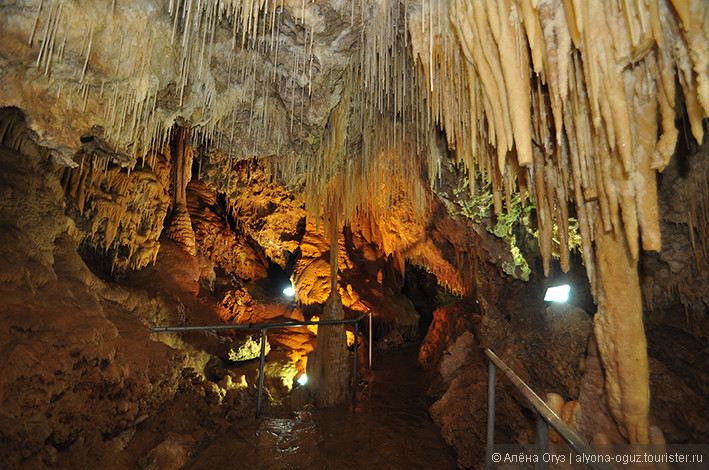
(306, 208), (350, 407)
(163, 128), (197, 255)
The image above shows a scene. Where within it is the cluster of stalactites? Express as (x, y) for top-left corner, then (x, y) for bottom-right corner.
(293, 0), (435, 237)
(407, 0), (708, 294)
(20, 0), (709, 294)
(23, 0), (294, 167)
(61, 145), (173, 275)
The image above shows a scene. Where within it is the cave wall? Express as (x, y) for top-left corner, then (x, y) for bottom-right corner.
(641, 135), (709, 443)
(421, 132), (709, 467)
(0, 108), (189, 467)
(4, 98), (706, 467)
(60, 142), (172, 277)
(420, 253), (598, 468)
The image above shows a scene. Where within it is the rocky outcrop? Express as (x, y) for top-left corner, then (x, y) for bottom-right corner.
(638, 137), (709, 444)
(419, 300), (480, 379)
(0, 108), (186, 467)
(0, 1), (360, 169)
(421, 261), (595, 468)
(422, 137), (709, 462)
(186, 180), (268, 282)
(61, 145), (172, 277)
(0, 107), (291, 469)
(208, 158), (308, 269)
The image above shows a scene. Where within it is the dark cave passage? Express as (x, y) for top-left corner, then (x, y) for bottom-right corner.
(182, 346), (457, 470)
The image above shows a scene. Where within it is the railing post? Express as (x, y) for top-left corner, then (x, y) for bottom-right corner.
(484, 348), (613, 470)
(536, 415), (549, 470)
(352, 320), (359, 408)
(368, 311), (373, 370)
(151, 312), (372, 418)
(486, 360), (496, 470)
(256, 328), (267, 418)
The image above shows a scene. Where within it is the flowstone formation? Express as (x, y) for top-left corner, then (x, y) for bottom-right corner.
(0, 108), (187, 468)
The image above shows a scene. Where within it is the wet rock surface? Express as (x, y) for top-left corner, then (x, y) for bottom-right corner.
(0, 109), (306, 469)
(182, 347), (457, 470)
(187, 179), (269, 282)
(0, 109), (186, 468)
(638, 139), (709, 444)
(0, 62), (707, 468)
(420, 262), (596, 468)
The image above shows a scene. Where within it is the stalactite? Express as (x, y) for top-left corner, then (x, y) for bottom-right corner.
(60, 141), (172, 275)
(6, 2), (709, 424)
(401, 0), (709, 445)
(15, 0), (705, 244)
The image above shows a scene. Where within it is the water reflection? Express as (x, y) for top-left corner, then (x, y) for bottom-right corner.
(184, 346), (458, 469)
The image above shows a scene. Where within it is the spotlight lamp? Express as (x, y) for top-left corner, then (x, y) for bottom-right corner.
(283, 285), (295, 297)
(544, 284), (571, 303)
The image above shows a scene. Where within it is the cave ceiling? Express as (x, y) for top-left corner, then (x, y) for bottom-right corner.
(0, 0), (708, 285)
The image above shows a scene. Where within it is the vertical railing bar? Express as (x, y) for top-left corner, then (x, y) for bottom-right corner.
(536, 414), (549, 470)
(368, 311), (373, 369)
(352, 320), (359, 408)
(485, 348), (612, 470)
(486, 360), (496, 470)
(256, 327), (267, 418)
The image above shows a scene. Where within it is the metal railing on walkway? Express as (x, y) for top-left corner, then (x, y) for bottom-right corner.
(150, 310), (373, 418)
(485, 348), (611, 470)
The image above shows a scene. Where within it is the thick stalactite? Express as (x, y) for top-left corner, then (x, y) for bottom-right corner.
(593, 223), (650, 443)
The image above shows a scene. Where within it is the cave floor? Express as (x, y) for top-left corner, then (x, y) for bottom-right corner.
(182, 346), (458, 469)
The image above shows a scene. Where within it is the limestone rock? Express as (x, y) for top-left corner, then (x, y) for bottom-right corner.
(61, 147), (172, 276)
(306, 292), (350, 407)
(142, 433), (196, 470)
(0, 111), (186, 467)
(187, 180), (268, 281)
(163, 204), (197, 256)
(227, 335), (270, 363)
(423, 276), (594, 468)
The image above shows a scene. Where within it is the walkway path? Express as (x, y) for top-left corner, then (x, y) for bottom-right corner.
(182, 346), (458, 469)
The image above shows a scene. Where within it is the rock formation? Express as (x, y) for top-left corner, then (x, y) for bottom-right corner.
(306, 212), (350, 407)
(0, 0), (708, 468)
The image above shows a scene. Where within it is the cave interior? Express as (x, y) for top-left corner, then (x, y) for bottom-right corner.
(0, 0), (708, 468)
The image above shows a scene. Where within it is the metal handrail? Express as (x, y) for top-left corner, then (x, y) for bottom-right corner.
(151, 310), (373, 417)
(485, 348), (611, 470)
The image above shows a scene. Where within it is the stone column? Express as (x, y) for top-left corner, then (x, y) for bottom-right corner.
(306, 209), (350, 406)
(163, 127), (197, 255)
(593, 225), (650, 444)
